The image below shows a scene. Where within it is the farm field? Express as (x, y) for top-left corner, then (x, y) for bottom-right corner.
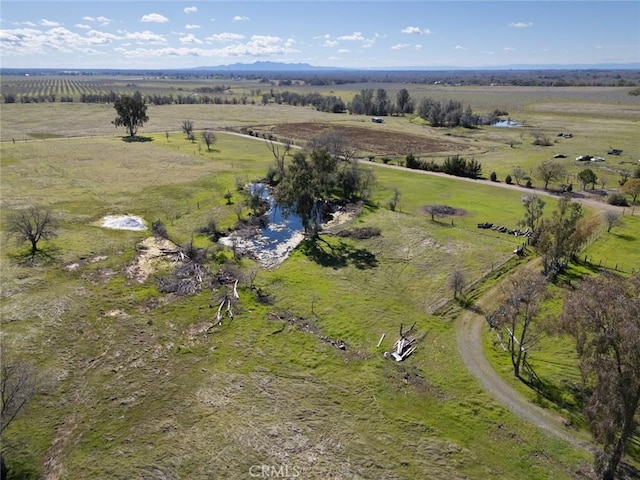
(1, 78), (639, 479)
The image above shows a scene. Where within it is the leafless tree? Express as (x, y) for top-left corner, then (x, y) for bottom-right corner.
(181, 120), (194, 138)
(518, 195), (545, 235)
(492, 270), (547, 378)
(6, 206), (58, 259)
(602, 210), (623, 233)
(448, 270), (466, 299)
(307, 130), (357, 163)
(1, 349), (44, 476)
(201, 130), (216, 152)
(562, 273), (640, 480)
(265, 137), (291, 185)
(423, 204), (454, 222)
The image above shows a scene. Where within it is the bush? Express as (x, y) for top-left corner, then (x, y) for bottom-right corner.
(608, 193), (629, 206)
(490, 171), (498, 182)
(505, 174), (513, 185)
(152, 220), (169, 239)
(525, 179), (533, 188)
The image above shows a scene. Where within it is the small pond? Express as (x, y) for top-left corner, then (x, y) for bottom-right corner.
(219, 184), (305, 268)
(101, 215), (147, 231)
(493, 120), (522, 128)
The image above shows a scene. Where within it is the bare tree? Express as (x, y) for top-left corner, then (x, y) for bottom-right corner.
(535, 159), (566, 190)
(6, 206), (58, 259)
(602, 210), (623, 233)
(265, 138), (291, 185)
(562, 273), (640, 480)
(512, 166), (527, 186)
(1, 350), (44, 476)
(201, 130), (216, 152)
(492, 270), (547, 378)
(423, 204), (454, 222)
(448, 270), (466, 299)
(181, 120), (194, 138)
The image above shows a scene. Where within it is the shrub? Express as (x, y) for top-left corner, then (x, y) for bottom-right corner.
(607, 193), (629, 206)
(525, 179), (533, 188)
(152, 220), (169, 239)
(505, 174), (513, 185)
(490, 171), (498, 182)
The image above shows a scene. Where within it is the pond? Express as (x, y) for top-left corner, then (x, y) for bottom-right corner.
(493, 120), (522, 128)
(219, 184), (305, 268)
(101, 215), (147, 230)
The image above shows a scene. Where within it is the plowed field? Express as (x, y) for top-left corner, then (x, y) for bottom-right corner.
(268, 122), (471, 156)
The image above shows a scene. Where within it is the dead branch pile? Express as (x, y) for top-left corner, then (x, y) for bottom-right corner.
(384, 323), (417, 362)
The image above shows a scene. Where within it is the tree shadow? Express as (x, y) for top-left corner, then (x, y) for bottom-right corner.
(612, 233), (636, 241)
(121, 135), (153, 143)
(299, 237), (378, 270)
(7, 245), (60, 266)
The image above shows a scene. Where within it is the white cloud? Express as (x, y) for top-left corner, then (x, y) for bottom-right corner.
(86, 29), (118, 45)
(121, 30), (167, 44)
(82, 16), (111, 26)
(40, 19), (61, 27)
(206, 32), (245, 42)
(233, 15), (250, 22)
(391, 43), (410, 50)
(338, 48), (350, 53)
(323, 39), (339, 48)
(454, 45), (467, 50)
(185, 24), (201, 30)
(338, 32), (364, 41)
(509, 22), (532, 28)
(184, 6), (198, 14)
(141, 13), (169, 23)
(503, 47), (516, 52)
(415, 44), (423, 50)
(401, 26), (431, 35)
(75, 24), (91, 30)
(179, 33), (202, 45)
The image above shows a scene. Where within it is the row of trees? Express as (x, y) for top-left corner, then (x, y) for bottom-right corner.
(348, 88), (415, 116)
(405, 154), (483, 179)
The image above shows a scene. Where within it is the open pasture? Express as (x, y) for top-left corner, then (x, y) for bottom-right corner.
(1, 81), (639, 479)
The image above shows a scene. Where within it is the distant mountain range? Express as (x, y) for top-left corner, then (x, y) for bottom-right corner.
(191, 61), (640, 72)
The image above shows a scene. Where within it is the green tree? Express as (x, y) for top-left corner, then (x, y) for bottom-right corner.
(535, 159), (566, 190)
(518, 195), (545, 236)
(621, 177), (640, 203)
(396, 88), (413, 114)
(275, 148), (337, 238)
(536, 196), (595, 276)
(562, 273), (640, 480)
(512, 166), (527, 185)
(577, 168), (598, 190)
(112, 94), (148, 137)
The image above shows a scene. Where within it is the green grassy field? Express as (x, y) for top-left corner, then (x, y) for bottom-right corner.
(1, 85), (639, 479)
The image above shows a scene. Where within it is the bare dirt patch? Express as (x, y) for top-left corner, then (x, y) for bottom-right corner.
(267, 122), (470, 156)
(125, 236), (182, 283)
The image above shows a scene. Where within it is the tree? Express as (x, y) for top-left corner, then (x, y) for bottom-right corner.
(396, 88), (413, 114)
(536, 196), (593, 276)
(577, 168), (598, 190)
(562, 273), (640, 480)
(535, 159), (566, 190)
(518, 195), (545, 236)
(512, 166), (527, 185)
(6, 206), (58, 259)
(202, 130), (216, 152)
(448, 270), (466, 299)
(112, 94), (148, 137)
(491, 270), (547, 378)
(602, 210), (623, 233)
(620, 177), (640, 204)
(424, 204), (453, 222)
(1, 350), (43, 476)
(275, 148), (337, 238)
(182, 120), (194, 138)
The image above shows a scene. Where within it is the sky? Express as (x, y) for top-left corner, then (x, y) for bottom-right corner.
(1, 1), (639, 70)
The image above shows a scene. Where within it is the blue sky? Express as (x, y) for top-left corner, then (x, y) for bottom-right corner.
(1, 1), (639, 69)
